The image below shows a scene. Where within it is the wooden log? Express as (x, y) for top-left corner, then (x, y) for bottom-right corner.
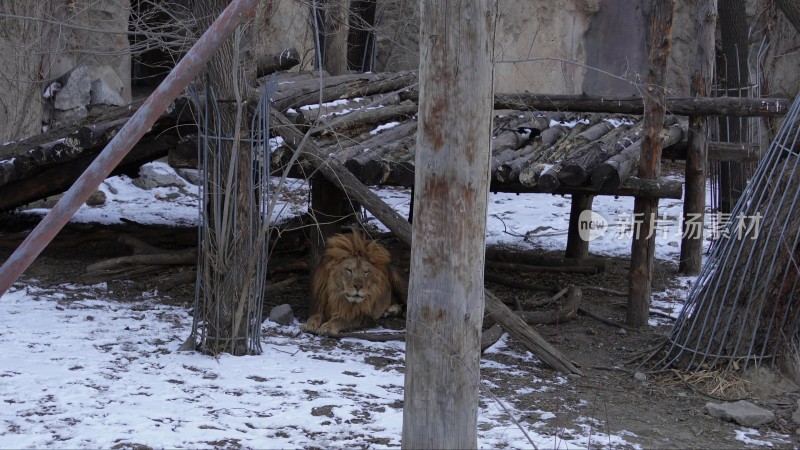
(0, 133), (177, 211)
(401, 88), (789, 117)
(86, 248), (197, 274)
(0, 98), (146, 159)
(558, 120), (640, 186)
(0, 120), (129, 187)
(628, 0), (673, 327)
(345, 135), (416, 185)
(485, 260), (601, 274)
(538, 119), (620, 191)
(271, 71), (417, 112)
(255, 47), (300, 78)
(493, 93), (789, 117)
(314, 103), (417, 137)
(493, 145), (540, 183)
(663, 140), (760, 161)
(518, 116), (601, 189)
(517, 287), (582, 325)
(484, 248), (606, 270)
(493, 175), (683, 199)
(329, 120), (416, 161)
(590, 123), (683, 190)
(484, 290), (582, 375)
(270, 107), (581, 376)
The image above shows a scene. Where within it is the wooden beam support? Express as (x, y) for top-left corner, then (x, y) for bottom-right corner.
(680, 0), (716, 275)
(628, 0), (674, 327)
(492, 93), (789, 117)
(566, 194), (594, 259)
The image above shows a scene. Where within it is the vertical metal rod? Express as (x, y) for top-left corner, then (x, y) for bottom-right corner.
(0, 0), (261, 298)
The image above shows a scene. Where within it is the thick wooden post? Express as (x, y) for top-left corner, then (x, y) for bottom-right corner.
(402, 1), (494, 448)
(627, 0), (674, 327)
(323, 0), (351, 75)
(566, 194), (594, 259)
(680, 1), (716, 274)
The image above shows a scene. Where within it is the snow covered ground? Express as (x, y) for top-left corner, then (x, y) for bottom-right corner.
(2, 160), (770, 449)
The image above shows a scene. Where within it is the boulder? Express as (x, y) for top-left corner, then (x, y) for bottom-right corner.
(132, 163), (186, 190)
(705, 400), (774, 427)
(54, 66), (91, 111)
(89, 66), (126, 106)
(268, 304), (294, 326)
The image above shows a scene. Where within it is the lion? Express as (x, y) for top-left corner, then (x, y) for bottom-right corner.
(301, 230), (408, 336)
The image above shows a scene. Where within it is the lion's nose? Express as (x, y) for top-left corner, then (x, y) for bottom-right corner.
(353, 284), (363, 291)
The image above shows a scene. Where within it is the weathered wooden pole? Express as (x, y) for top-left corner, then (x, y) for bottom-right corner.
(566, 194), (594, 259)
(680, 0), (717, 274)
(0, 0), (261, 299)
(402, 0), (494, 447)
(627, 0), (674, 327)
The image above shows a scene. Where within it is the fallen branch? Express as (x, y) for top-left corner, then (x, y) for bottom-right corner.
(517, 287), (582, 325)
(577, 306), (637, 331)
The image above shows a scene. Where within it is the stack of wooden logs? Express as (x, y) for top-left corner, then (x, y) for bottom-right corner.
(1, 66), (775, 211)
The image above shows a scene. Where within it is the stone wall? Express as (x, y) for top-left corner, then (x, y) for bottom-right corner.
(368, 0), (798, 100)
(0, 0), (132, 143)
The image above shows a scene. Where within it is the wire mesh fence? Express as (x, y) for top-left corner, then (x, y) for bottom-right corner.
(187, 80), (275, 356)
(651, 95), (800, 371)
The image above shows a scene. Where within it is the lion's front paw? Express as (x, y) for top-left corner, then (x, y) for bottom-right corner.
(317, 321), (342, 336)
(301, 315), (323, 334)
(382, 303), (403, 318)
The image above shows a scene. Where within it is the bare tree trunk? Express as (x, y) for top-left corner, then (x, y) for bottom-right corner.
(194, 0), (259, 356)
(401, 1), (494, 447)
(323, 0), (351, 75)
(627, 0), (674, 327)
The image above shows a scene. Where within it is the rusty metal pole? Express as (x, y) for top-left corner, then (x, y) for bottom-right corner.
(0, 0), (261, 298)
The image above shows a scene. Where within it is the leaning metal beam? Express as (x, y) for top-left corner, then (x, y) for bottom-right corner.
(0, 0), (261, 298)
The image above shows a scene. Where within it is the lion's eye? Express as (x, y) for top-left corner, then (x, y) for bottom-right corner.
(364, 271), (370, 276)
(345, 268), (353, 274)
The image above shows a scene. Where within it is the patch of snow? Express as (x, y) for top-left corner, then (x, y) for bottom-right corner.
(370, 121), (400, 136)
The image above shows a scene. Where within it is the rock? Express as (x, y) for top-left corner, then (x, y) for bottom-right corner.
(633, 371), (646, 382)
(54, 66), (91, 111)
(132, 163), (186, 190)
(705, 400), (774, 427)
(176, 168), (203, 186)
(53, 105), (88, 125)
(89, 66), (126, 106)
(269, 304), (294, 326)
(85, 190), (107, 206)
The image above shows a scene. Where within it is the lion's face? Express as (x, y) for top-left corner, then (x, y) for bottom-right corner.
(338, 256), (377, 304)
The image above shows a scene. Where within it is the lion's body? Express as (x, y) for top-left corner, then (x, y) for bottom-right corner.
(302, 231), (407, 335)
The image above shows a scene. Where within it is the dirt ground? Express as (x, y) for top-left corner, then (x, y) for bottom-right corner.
(1, 212), (798, 449)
